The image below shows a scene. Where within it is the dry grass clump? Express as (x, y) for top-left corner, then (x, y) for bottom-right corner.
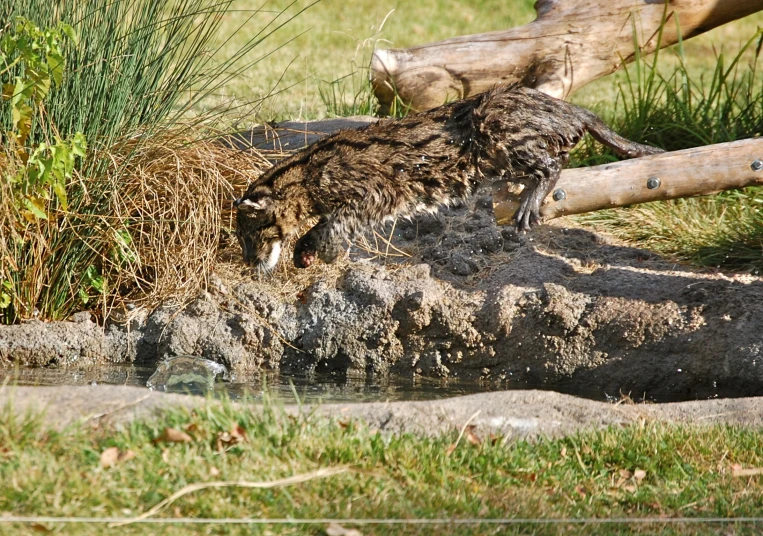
(104, 131), (270, 311)
(0, 130), (271, 323)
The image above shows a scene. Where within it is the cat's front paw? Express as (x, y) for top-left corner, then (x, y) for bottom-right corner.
(317, 239), (345, 265)
(293, 220), (346, 268)
(293, 231), (319, 268)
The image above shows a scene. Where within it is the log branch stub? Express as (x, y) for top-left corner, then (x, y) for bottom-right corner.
(371, 0), (763, 113)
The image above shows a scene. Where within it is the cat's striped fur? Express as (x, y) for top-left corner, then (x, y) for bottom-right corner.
(235, 84), (663, 270)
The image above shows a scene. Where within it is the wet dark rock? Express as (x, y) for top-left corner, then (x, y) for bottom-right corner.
(473, 227), (504, 253)
(446, 254), (479, 276)
(147, 355), (228, 394)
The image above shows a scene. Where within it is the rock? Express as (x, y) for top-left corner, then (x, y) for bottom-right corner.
(146, 355), (228, 394)
(446, 254), (478, 276)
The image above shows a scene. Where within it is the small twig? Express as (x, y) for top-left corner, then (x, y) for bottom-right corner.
(573, 446), (589, 477)
(111, 466), (349, 527)
(448, 410), (481, 454)
(383, 218), (397, 262)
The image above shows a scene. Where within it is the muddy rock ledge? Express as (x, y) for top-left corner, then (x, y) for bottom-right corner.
(3, 197), (763, 402)
(2, 117), (763, 402)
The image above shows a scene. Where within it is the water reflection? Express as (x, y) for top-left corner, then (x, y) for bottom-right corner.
(1, 363), (719, 403)
(0, 363), (522, 404)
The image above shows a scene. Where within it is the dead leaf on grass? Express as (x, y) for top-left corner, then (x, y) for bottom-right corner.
(466, 425), (481, 446)
(101, 447), (119, 469)
(100, 447), (137, 469)
(155, 428), (192, 444)
(325, 523), (363, 536)
(613, 468), (645, 491)
(446, 411), (482, 456)
(185, 423), (202, 435)
(216, 425), (247, 451)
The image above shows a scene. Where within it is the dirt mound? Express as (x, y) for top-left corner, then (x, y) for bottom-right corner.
(3, 118), (763, 402)
(5, 195), (762, 402)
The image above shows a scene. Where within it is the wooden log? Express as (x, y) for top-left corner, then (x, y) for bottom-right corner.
(371, 0), (763, 113)
(493, 138), (763, 225)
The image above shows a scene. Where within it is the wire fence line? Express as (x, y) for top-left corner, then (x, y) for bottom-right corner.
(1, 516), (763, 525)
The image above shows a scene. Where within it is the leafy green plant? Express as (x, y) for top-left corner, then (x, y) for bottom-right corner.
(0, 17), (87, 222)
(0, 280), (10, 309)
(0, 0), (305, 324)
(78, 265), (104, 305)
(8, 132), (87, 220)
(0, 18), (74, 144)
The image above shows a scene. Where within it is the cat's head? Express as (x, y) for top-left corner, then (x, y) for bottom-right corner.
(235, 164), (312, 271)
(234, 185), (285, 271)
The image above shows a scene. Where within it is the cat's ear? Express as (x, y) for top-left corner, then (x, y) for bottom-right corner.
(234, 197), (270, 212)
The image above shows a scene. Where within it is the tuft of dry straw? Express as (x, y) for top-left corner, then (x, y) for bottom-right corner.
(0, 129), (273, 323)
(103, 130), (270, 312)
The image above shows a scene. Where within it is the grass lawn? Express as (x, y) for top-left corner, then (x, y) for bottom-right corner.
(211, 0), (763, 120)
(213, 0), (537, 119)
(3, 399), (763, 535)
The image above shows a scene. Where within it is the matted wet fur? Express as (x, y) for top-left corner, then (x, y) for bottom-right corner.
(235, 84), (663, 270)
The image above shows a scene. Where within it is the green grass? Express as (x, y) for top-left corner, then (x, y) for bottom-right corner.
(212, 0), (538, 120)
(3, 399), (763, 535)
(204, 1), (763, 120)
(570, 28), (763, 272)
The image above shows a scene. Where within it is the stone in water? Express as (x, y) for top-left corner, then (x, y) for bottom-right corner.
(146, 355), (228, 395)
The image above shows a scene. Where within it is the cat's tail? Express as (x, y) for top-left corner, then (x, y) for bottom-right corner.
(577, 107), (664, 158)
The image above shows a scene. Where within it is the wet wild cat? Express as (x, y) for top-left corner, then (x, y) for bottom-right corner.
(235, 84), (663, 270)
